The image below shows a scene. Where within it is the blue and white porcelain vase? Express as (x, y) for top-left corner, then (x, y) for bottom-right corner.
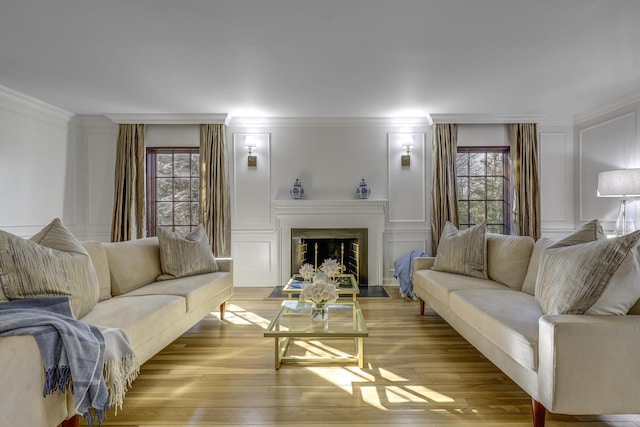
(356, 178), (371, 199)
(290, 178), (305, 199)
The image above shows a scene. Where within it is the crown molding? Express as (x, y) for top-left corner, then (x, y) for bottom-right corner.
(228, 116), (432, 127)
(0, 84), (74, 125)
(104, 113), (228, 125)
(430, 113), (573, 126)
(573, 90), (640, 126)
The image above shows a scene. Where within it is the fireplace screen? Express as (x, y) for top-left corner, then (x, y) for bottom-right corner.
(291, 228), (368, 284)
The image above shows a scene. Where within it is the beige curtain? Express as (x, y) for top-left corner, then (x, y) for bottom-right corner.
(509, 123), (540, 240)
(431, 124), (459, 255)
(200, 124), (231, 257)
(111, 124), (146, 242)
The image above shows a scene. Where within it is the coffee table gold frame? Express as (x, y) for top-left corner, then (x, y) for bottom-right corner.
(264, 300), (368, 369)
(283, 273), (359, 301)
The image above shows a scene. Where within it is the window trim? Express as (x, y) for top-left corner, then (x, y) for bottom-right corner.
(456, 146), (511, 235)
(145, 147), (200, 237)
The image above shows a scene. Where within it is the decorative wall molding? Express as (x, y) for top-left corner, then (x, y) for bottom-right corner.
(430, 113), (573, 126)
(104, 113), (227, 124)
(574, 90), (640, 125)
(229, 116), (432, 128)
(0, 84), (74, 126)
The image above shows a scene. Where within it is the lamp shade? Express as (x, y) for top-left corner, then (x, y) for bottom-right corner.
(597, 168), (640, 197)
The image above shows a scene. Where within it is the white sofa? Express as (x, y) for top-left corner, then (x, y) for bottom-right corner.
(0, 237), (233, 427)
(413, 232), (640, 427)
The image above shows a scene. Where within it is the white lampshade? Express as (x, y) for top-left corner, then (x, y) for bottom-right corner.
(597, 169), (640, 198)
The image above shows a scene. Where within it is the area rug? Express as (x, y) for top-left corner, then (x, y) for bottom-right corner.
(266, 285), (391, 299)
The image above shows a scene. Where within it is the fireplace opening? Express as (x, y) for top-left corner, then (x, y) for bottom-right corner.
(291, 228), (368, 285)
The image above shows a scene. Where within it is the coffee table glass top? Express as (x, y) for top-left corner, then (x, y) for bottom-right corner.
(283, 274), (359, 300)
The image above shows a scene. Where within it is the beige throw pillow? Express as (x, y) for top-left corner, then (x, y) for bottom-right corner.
(157, 225), (218, 280)
(521, 219), (606, 295)
(433, 222), (488, 279)
(535, 230), (640, 315)
(0, 218), (99, 318)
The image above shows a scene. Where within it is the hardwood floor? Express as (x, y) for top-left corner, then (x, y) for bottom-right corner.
(84, 288), (640, 426)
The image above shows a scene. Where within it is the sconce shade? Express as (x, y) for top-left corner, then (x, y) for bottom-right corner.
(597, 169), (640, 197)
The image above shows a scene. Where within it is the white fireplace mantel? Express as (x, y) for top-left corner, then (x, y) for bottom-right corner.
(273, 199), (387, 286)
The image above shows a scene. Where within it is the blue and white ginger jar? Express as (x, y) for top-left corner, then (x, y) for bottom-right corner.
(356, 178), (371, 199)
(290, 178), (305, 199)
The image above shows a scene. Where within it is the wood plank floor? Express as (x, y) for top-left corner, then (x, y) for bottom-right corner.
(83, 287), (640, 426)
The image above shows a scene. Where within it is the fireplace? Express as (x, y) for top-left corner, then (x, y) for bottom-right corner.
(291, 228), (368, 284)
(273, 199), (386, 286)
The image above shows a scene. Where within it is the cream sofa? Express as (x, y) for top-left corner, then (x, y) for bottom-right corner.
(0, 237), (233, 427)
(413, 232), (640, 427)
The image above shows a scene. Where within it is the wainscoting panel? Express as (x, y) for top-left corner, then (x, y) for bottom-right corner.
(383, 229), (430, 285)
(387, 133), (426, 222)
(232, 133), (271, 229)
(231, 231), (278, 287)
(539, 130), (574, 235)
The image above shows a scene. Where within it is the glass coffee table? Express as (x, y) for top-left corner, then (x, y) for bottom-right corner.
(283, 274), (360, 301)
(264, 300), (368, 369)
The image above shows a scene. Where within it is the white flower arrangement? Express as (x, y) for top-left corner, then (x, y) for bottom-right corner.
(298, 263), (315, 282)
(299, 281), (338, 305)
(320, 258), (341, 279)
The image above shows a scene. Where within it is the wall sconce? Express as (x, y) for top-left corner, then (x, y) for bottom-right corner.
(244, 136), (257, 167)
(401, 143), (414, 167)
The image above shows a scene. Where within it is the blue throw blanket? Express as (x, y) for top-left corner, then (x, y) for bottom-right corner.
(394, 250), (426, 299)
(0, 297), (110, 426)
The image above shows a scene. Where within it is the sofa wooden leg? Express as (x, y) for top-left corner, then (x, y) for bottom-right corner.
(219, 301), (226, 320)
(419, 298), (425, 316)
(61, 415), (79, 427)
(532, 399), (546, 427)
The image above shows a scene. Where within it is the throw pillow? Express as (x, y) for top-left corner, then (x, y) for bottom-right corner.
(157, 224), (218, 280)
(432, 221), (488, 279)
(0, 218), (100, 318)
(535, 230), (640, 315)
(521, 219), (607, 295)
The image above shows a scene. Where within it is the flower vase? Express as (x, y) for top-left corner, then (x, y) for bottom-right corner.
(310, 302), (329, 321)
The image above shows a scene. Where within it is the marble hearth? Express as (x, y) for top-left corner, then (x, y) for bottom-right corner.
(273, 200), (386, 286)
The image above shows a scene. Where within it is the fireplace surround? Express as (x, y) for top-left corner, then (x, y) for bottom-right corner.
(273, 200), (386, 286)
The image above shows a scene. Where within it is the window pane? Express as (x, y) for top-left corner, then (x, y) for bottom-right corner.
(456, 177), (469, 199)
(191, 178), (199, 201)
(487, 224), (504, 234)
(156, 154), (173, 177)
(174, 202), (191, 225)
(458, 201), (469, 225)
(191, 202), (200, 225)
(156, 178), (173, 201)
(487, 201), (504, 224)
(174, 154), (191, 176)
(174, 178), (191, 201)
(191, 154), (200, 176)
(469, 201), (486, 224)
(486, 177), (503, 200)
(487, 153), (503, 175)
(456, 153), (469, 175)
(469, 153), (486, 176)
(157, 202), (173, 225)
(470, 177), (486, 200)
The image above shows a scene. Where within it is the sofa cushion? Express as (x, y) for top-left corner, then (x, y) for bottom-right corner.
(433, 221), (487, 279)
(103, 237), (162, 296)
(414, 269), (506, 309)
(81, 241), (111, 301)
(0, 218), (99, 318)
(449, 289), (542, 371)
(157, 225), (218, 281)
(521, 220), (607, 295)
(536, 230), (640, 315)
(124, 271), (232, 312)
(486, 233), (534, 291)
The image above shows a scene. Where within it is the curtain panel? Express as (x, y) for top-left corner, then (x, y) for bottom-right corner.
(200, 124), (231, 257)
(111, 124), (145, 242)
(509, 123), (540, 241)
(431, 123), (459, 255)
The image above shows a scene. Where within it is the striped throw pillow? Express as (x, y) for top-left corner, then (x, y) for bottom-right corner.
(0, 218), (99, 318)
(157, 224), (218, 280)
(433, 221), (488, 279)
(536, 230), (640, 315)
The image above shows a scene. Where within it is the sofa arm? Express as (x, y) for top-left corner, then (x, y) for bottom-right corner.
(216, 257), (233, 273)
(538, 314), (640, 415)
(413, 256), (435, 271)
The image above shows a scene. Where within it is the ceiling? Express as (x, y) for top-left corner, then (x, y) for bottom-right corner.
(1, 0), (640, 120)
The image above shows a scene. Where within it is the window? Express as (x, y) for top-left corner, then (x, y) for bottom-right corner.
(146, 147), (200, 236)
(456, 147), (510, 234)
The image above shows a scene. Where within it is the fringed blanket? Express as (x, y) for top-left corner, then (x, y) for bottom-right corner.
(0, 297), (139, 426)
(393, 250), (426, 299)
